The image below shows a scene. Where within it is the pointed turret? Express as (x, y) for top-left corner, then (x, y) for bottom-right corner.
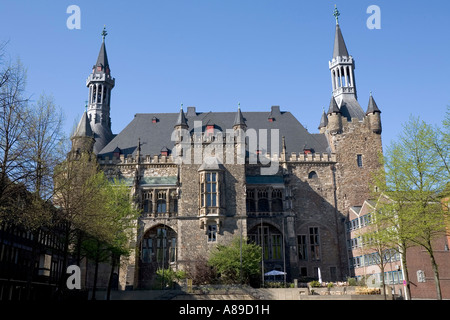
(318, 110), (328, 133)
(174, 105), (188, 129)
(70, 109), (95, 156)
(86, 27), (115, 154)
(327, 96), (340, 115)
(73, 111), (93, 138)
(366, 94), (381, 115)
(233, 104), (246, 130)
(327, 96), (342, 134)
(366, 93), (382, 134)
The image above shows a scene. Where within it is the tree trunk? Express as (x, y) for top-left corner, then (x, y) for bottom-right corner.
(428, 248), (442, 300)
(25, 229), (40, 300)
(91, 240), (101, 300)
(400, 245), (411, 300)
(58, 227), (71, 299)
(106, 253), (116, 300)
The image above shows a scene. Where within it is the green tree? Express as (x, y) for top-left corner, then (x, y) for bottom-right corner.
(208, 237), (261, 285)
(372, 115), (449, 300)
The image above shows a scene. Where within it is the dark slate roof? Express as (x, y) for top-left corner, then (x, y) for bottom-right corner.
(175, 108), (188, 127)
(91, 122), (114, 154)
(327, 97), (340, 115)
(318, 111), (328, 129)
(98, 107), (330, 158)
(366, 95), (381, 115)
(233, 107), (246, 127)
(73, 112), (93, 138)
(339, 95), (366, 121)
(95, 40), (109, 72)
(333, 23), (349, 58)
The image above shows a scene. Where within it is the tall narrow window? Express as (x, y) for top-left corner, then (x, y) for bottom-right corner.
(297, 235), (307, 260)
(169, 237), (177, 263)
(271, 234), (282, 260)
(156, 228), (167, 263)
(259, 226), (270, 260)
(309, 227), (321, 261)
(257, 189), (269, 212)
(142, 191), (152, 213)
(357, 154), (363, 168)
(204, 173), (217, 207)
(141, 238), (153, 263)
(246, 190), (256, 212)
(157, 191), (166, 213)
(271, 189), (283, 212)
(207, 224), (217, 242)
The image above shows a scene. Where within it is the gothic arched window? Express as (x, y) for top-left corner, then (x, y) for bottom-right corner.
(308, 171), (318, 179)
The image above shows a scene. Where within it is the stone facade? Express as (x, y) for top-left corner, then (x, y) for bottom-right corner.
(69, 11), (384, 290)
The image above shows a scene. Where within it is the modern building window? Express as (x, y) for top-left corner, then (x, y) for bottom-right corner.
(309, 227), (321, 261)
(207, 224), (217, 242)
(357, 154), (363, 167)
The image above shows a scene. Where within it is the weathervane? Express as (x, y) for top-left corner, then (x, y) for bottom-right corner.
(333, 5), (340, 24)
(101, 26), (108, 41)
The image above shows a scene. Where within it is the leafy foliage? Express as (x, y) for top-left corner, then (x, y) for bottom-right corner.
(208, 237), (261, 284)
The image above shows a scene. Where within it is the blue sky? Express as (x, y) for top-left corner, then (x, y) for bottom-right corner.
(1, 1), (449, 149)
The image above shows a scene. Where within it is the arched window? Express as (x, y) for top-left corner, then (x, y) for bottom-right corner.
(308, 171), (318, 179)
(258, 189), (269, 212)
(142, 191), (152, 213)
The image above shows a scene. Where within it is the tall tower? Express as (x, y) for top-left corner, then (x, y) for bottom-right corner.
(86, 27), (115, 154)
(329, 6), (365, 121)
(321, 7), (383, 279)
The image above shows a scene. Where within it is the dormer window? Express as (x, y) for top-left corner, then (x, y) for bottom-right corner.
(268, 117), (274, 122)
(152, 117), (158, 123)
(97, 66), (102, 71)
(161, 147), (169, 157)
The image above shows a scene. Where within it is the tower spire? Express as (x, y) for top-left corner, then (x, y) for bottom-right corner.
(328, 6), (365, 121)
(86, 27), (116, 154)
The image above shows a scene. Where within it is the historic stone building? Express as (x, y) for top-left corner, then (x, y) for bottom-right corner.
(70, 11), (383, 290)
